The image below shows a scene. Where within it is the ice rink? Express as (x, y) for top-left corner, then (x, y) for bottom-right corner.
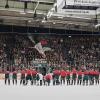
(0, 80), (100, 100)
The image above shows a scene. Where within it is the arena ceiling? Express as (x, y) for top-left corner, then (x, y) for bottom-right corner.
(0, 0), (100, 32)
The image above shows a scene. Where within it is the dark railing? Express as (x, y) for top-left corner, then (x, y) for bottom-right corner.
(0, 24), (99, 35)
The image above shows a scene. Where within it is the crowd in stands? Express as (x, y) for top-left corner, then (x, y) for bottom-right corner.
(0, 34), (100, 72)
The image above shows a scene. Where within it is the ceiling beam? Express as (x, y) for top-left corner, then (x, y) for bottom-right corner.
(9, 0), (54, 5)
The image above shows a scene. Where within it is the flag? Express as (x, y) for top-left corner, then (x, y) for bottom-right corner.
(40, 39), (52, 52)
(42, 47), (51, 52)
(34, 42), (46, 58)
(28, 34), (51, 58)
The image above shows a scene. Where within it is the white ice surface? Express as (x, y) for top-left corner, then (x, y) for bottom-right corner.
(0, 80), (100, 100)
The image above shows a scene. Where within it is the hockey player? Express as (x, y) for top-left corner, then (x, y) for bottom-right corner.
(43, 75), (46, 85)
(52, 73), (56, 85)
(89, 69), (94, 85)
(60, 69), (66, 85)
(94, 69), (99, 85)
(45, 73), (52, 86)
(5, 70), (10, 85)
(38, 73), (43, 86)
(31, 69), (37, 85)
(77, 70), (83, 85)
(26, 68), (32, 85)
(36, 73), (40, 86)
(20, 68), (26, 85)
(53, 68), (60, 85)
(71, 68), (77, 85)
(83, 70), (89, 86)
(66, 70), (71, 85)
(12, 70), (17, 85)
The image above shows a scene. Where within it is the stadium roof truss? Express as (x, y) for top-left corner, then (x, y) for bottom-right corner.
(0, 0), (100, 32)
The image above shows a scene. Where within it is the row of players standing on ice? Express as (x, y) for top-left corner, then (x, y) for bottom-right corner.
(4, 68), (99, 86)
(52, 68), (99, 86)
(5, 68), (52, 86)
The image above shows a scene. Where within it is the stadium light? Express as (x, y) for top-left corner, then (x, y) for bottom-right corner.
(42, 17), (47, 23)
(68, 36), (72, 38)
(53, 22), (56, 24)
(20, 10), (26, 14)
(57, 16), (64, 19)
(28, 20), (32, 23)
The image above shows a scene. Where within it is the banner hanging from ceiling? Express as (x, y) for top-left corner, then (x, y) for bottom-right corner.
(64, 0), (100, 6)
(57, 0), (100, 17)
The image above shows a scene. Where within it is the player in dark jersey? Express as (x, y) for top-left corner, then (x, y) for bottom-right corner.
(20, 68), (26, 85)
(66, 70), (71, 85)
(83, 70), (89, 86)
(5, 70), (10, 85)
(12, 70), (17, 85)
